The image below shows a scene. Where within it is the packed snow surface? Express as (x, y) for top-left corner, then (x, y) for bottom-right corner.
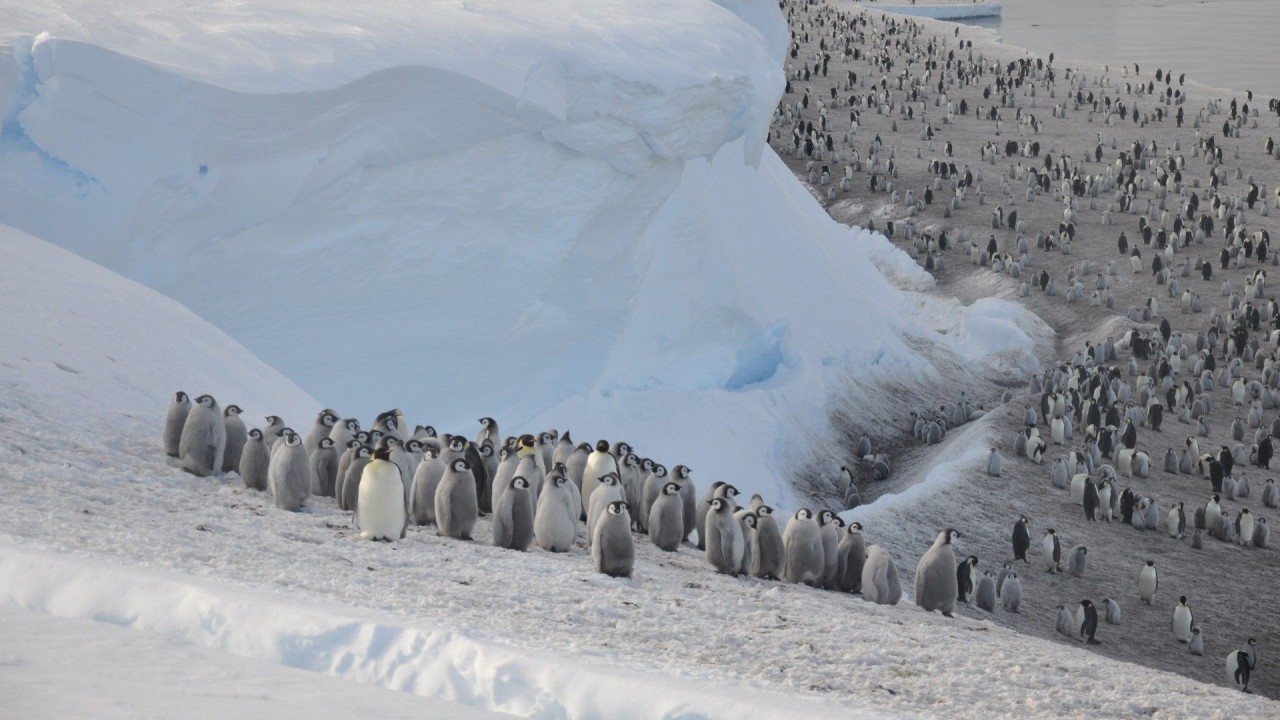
(870, 2), (1004, 21)
(0, 0), (1041, 506)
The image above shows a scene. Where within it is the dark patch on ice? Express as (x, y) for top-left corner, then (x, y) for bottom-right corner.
(53, 362), (80, 374)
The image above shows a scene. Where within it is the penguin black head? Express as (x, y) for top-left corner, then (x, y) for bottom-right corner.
(319, 410), (337, 425)
(943, 528), (961, 543)
(195, 394), (216, 407)
(596, 440), (610, 452)
(796, 508), (813, 521)
(655, 464), (667, 477)
(416, 424), (435, 436)
(518, 434), (536, 448)
(606, 501), (628, 516)
(479, 417), (495, 428)
(319, 437), (334, 450)
(967, 555), (978, 565)
(1046, 528), (1056, 535)
(1081, 600), (1094, 608)
(600, 472), (619, 486)
(369, 430), (385, 443)
(174, 391), (188, 403)
(407, 439), (423, 453)
(1146, 560), (1155, 567)
(225, 405), (242, 416)
(424, 448), (438, 459)
(511, 476), (530, 491)
(847, 521), (862, 531)
(355, 431), (370, 443)
(1179, 596), (1188, 604)
(282, 430), (301, 446)
(625, 453), (639, 467)
(640, 458), (653, 472)
(675, 465), (690, 479)
(378, 435), (399, 451)
(662, 482), (680, 496)
(742, 513), (758, 529)
(248, 428), (263, 440)
(356, 446), (372, 459)
(373, 446), (392, 462)
(553, 461), (567, 474)
(818, 509), (834, 525)
(722, 484), (739, 498)
(759, 505), (774, 517)
(345, 439), (359, 449)
(449, 437), (466, 452)
(552, 475), (568, 488)
(710, 497), (729, 512)
(540, 431), (556, 444)
(451, 458), (470, 472)
(478, 442), (492, 458)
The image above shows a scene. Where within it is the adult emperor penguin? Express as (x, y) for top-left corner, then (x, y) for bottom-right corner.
(861, 545), (901, 605)
(355, 446), (407, 541)
(956, 555), (978, 604)
(915, 528), (961, 616)
(340, 445), (373, 513)
(179, 394), (226, 477)
(1167, 501), (1187, 538)
(221, 405), (247, 473)
(581, 440), (619, 512)
(1226, 638), (1257, 692)
(435, 458), (479, 540)
(410, 448), (445, 525)
(705, 497), (745, 575)
(1172, 596), (1195, 643)
(163, 391), (191, 457)
(753, 505), (785, 581)
(238, 428), (270, 492)
(311, 437), (340, 497)
(1139, 560), (1159, 604)
(1078, 600), (1101, 644)
(1042, 528), (1063, 573)
(1104, 598), (1122, 625)
(491, 476), (535, 551)
(268, 429), (310, 512)
(1012, 516), (1031, 562)
(648, 482), (685, 552)
(533, 472), (577, 553)
(304, 409), (339, 459)
(783, 508), (825, 585)
(836, 522), (866, 593)
(1236, 508), (1257, 546)
(592, 501), (634, 578)
(1056, 605), (1075, 639)
(1067, 545), (1088, 577)
(1189, 627), (1205, 656)
(1000, 572), (1022, 612)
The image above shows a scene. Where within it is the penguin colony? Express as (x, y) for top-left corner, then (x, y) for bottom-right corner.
(163, 401), (898, 591)
(773, 0), (1276, 694)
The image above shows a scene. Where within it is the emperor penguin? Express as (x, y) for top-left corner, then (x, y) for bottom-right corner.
(355, 446), (407, 541)
(1012, 516), (1031, 562)
(1067, 545), (1088, 577)
(783, 508), (825, 585)
(1083, 478), (1100, 521)
(1104, 598), (1122, 625)
(491, 476), (534, 551)
(564, 442), (591, 496)
(1056, 605), (1076, 639)
(533, 473), (577, 553)
(818, 510), (841, 588)
(1226, 638), (1257, 692)
(262, 415), (286, 449)
(587, 473), (625, 544)
(648, 482), (685, 552)
(999, 572), (1022, 612)
(221, 405), (247, 473)
(490, 447), (519, 515)
(836, 522), (866, 593)
(669, 465), (698, 543)
(163, 391), (191, 457)
(641, 463), (669, 528)
(304, 409), (338, 459)
(1172, 596), (1195, 643)
(373, 409), (408, 442)
(695, 481), (724, 550)
(551, 430), (575, 469)
(986, 448), (1002, 477)
(340, 446), (373, 513)
(310, 437), (340, 497)
(1078, 600), (1101, 644)
(1189, 627), (1205, 656)
(238, 428), (270, 492)
(1236, 508), (1256, 545)
(915, 529), (962, 616)
(581, 440), (619, 512)
(410, 449), (445, 525)
(1167, 501), (1187, 538)
(1042, 528), (1063, 573)
(1262, 478), (1278, 508)
(268, 429), (310, 512)
(1139, 560), (1159, 604)
(179, 394), (226, 477)
(705, 497), (745, 575)
(737, 510), (760, 577)
(753, 505), (785, 581)
(592, 501), (635, 578)
(861, 545), (902, 605)
(973, 571), (997, 612)
(435, 458), (479, 540)
(1254, 517), (1270, 548)
(328, 418), (359, 452)
(475, 417), (500, 449)
(619, 453), (644, 528)
(956, 555), (978, 603)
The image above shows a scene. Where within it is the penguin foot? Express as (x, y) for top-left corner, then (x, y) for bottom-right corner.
(1087, 639), (1101, 645)
(942, 612), (954, 618)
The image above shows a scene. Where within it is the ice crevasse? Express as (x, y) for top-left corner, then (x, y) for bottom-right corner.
(0, 0), (1045, 505)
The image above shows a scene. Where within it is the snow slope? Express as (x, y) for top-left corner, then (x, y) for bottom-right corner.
(870, 2), (1004, 21)
(0, 0), (1041, 506)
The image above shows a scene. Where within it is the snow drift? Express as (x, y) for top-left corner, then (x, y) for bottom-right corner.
(0, 0), (1042, 505)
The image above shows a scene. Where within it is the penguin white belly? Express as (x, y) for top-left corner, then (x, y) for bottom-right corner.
(1051, 418), (1065, 445)
(1172, 606), (1193, 642)
(358, 462), (407, 541)
(1070, 474), (1088, 504)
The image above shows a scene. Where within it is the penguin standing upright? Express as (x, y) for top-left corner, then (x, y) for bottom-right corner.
(592, 501), (635, 578)
(818, 510), (841, 588)
(221, 405), (247, 473)
(310, 437), (340, 497)
(1000, 572), (1022, 612)
(861, 545), (901, 605)
(491, 477), (534, 551)
(648, 482), (685, 552)
(915, 529), (961, 616)
(410, 449), (445, 525)
(435, 458), (479, 540)
(1042, 529), (1063, 572)
(705, 498), (745, 575)
(534, 473), (577, 553)
(268, 429), (310, 512)
(1139, 560), (1159, 604)
(641, 463), (668, 528)
(1226, 638), (1257, 692)
(238, 428), (270, 491)
(163, 391), (191, 458)
(836, 522), (866, 593)
(580, 440), (619, 512)
(179, 395), (226, 477)
(1012, 516), (1031, 562)
(783, 509), (825, 585)
(340, 446), (373, 513)
(753, 505), (785, 581)
(669, 465), (698, 542)
(1078, 600), (1101, 644)
(1172, 597), (1195, 643)
(304, 409), (338, 459)
(355, 446), (407, 541)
